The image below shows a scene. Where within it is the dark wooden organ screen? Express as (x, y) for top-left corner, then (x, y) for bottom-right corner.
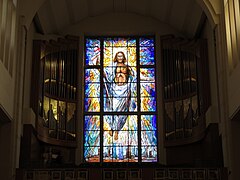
(31, 36), (78, 146)
(161, 36), (210, 146)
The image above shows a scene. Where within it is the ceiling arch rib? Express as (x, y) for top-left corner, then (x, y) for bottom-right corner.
(33, 0), (208, 38)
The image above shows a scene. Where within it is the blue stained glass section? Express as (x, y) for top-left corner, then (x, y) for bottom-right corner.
(141, 115), (157, 130)
(141, 131), (157, 145)
(85, 69), (100, 83)
(139, 38), (154, 46)
(84, 146), (100, 161)
(86, 39), (100, 47)
(86, 47), (100, 65)
(129, 131), (138, 145)
(140, 47), (155, 65)
(140, 83), (156, 97)
(140, 68), (155, 82)
(85, 83), (100, 97)
(84, 97), (100, 112)
(141, 146), (157, 162)
(141, 97), (156, 112)
(84, 116), (100, 130)
(128, 39), (136, 46)
(84, 130), (100, 146)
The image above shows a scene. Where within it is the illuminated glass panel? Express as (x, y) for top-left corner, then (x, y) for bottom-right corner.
(141, 146), (157, 162)
(85, 115), (100, 130)
(84, 97), (100, 112)
(84, 146), (100, 162)
(128, 39), (137, 46)
(127, 47), (137, 66)
(139, 38), (154, 46)
(141, 131), (157, 145)
(84, 37), (157, 163)
(141, 115), (157, 130)
(85, 69), (100, 83)
(140, 68), (155, 82)
(140, 47), (155, 65)
(85, 83), (100, 97)
(103, 115), (138, 162)
(86, 39), (100, 66)
(140, 83), (156, 97)
(141, 97), (156, 112)
(113, 38), (127, 46)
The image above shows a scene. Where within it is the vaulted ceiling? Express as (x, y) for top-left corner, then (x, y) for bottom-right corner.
(36, 0), (205, 38)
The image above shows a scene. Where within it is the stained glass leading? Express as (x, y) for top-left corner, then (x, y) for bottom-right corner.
(84, 37), (157, 163)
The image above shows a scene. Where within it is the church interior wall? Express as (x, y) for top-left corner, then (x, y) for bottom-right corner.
(61, 13), (182, 37)
(200, 18), (220, 125)
(1, 0), (240, 179)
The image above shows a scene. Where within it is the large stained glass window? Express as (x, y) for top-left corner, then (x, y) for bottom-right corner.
(84, 37), (157, 163)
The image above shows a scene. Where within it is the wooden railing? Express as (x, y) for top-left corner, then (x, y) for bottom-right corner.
(17, 167), (228, 180)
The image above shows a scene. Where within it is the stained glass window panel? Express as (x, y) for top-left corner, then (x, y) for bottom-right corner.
(104, 38), (113, 47)
(141, 97), (156, 112)
(104, 96), (137, 112)
(141, 146), (157, 162)
(103, 131), (113, 146)
(126, 115), (138, 130)
(128, 39), (137, 46)
(86, 47), (100, 65)
(103, 115), (138, 160)
(141, 115), (157, 130)
(104, 48), (113, 66)
(140, 47), (155, 65)
(127, 47), (137, 66)
(129, 131), (138, 145)
(84, 115), (100, 130)
(85, 83), (100, 97)
(141, 131), (157, 145)
(113, 38), (127, 47)
(84, 146), (100, 162)
(86, 39), (100, 47)
(85, 69), (100, 83)
(113, 131), (128, 144)
(140, 83), (156, 97)
(139, 38), (154, 46)
(140, 68), (155, 82)
(84, 130), (100, 146)
(84, 37), (157, 163)
(84, 97), (100, 112)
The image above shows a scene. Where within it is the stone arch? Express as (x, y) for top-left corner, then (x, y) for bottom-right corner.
(18, 0), (48, 28)
(195, 0), (221, 27)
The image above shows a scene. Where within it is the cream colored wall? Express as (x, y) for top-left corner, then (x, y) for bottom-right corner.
(22, 22), (37, 127)
(62, 12), (182, 36)
(0, 63), (15, 117)
(228, 64), (240, 116)
(224, 0), (240, 116)
(201, 19), (220, 125)
(18, 0), (47, 28)
(0, 0), (17, 118)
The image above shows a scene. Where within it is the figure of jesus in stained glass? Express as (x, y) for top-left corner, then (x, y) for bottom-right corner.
(103, 51), (136, 140)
